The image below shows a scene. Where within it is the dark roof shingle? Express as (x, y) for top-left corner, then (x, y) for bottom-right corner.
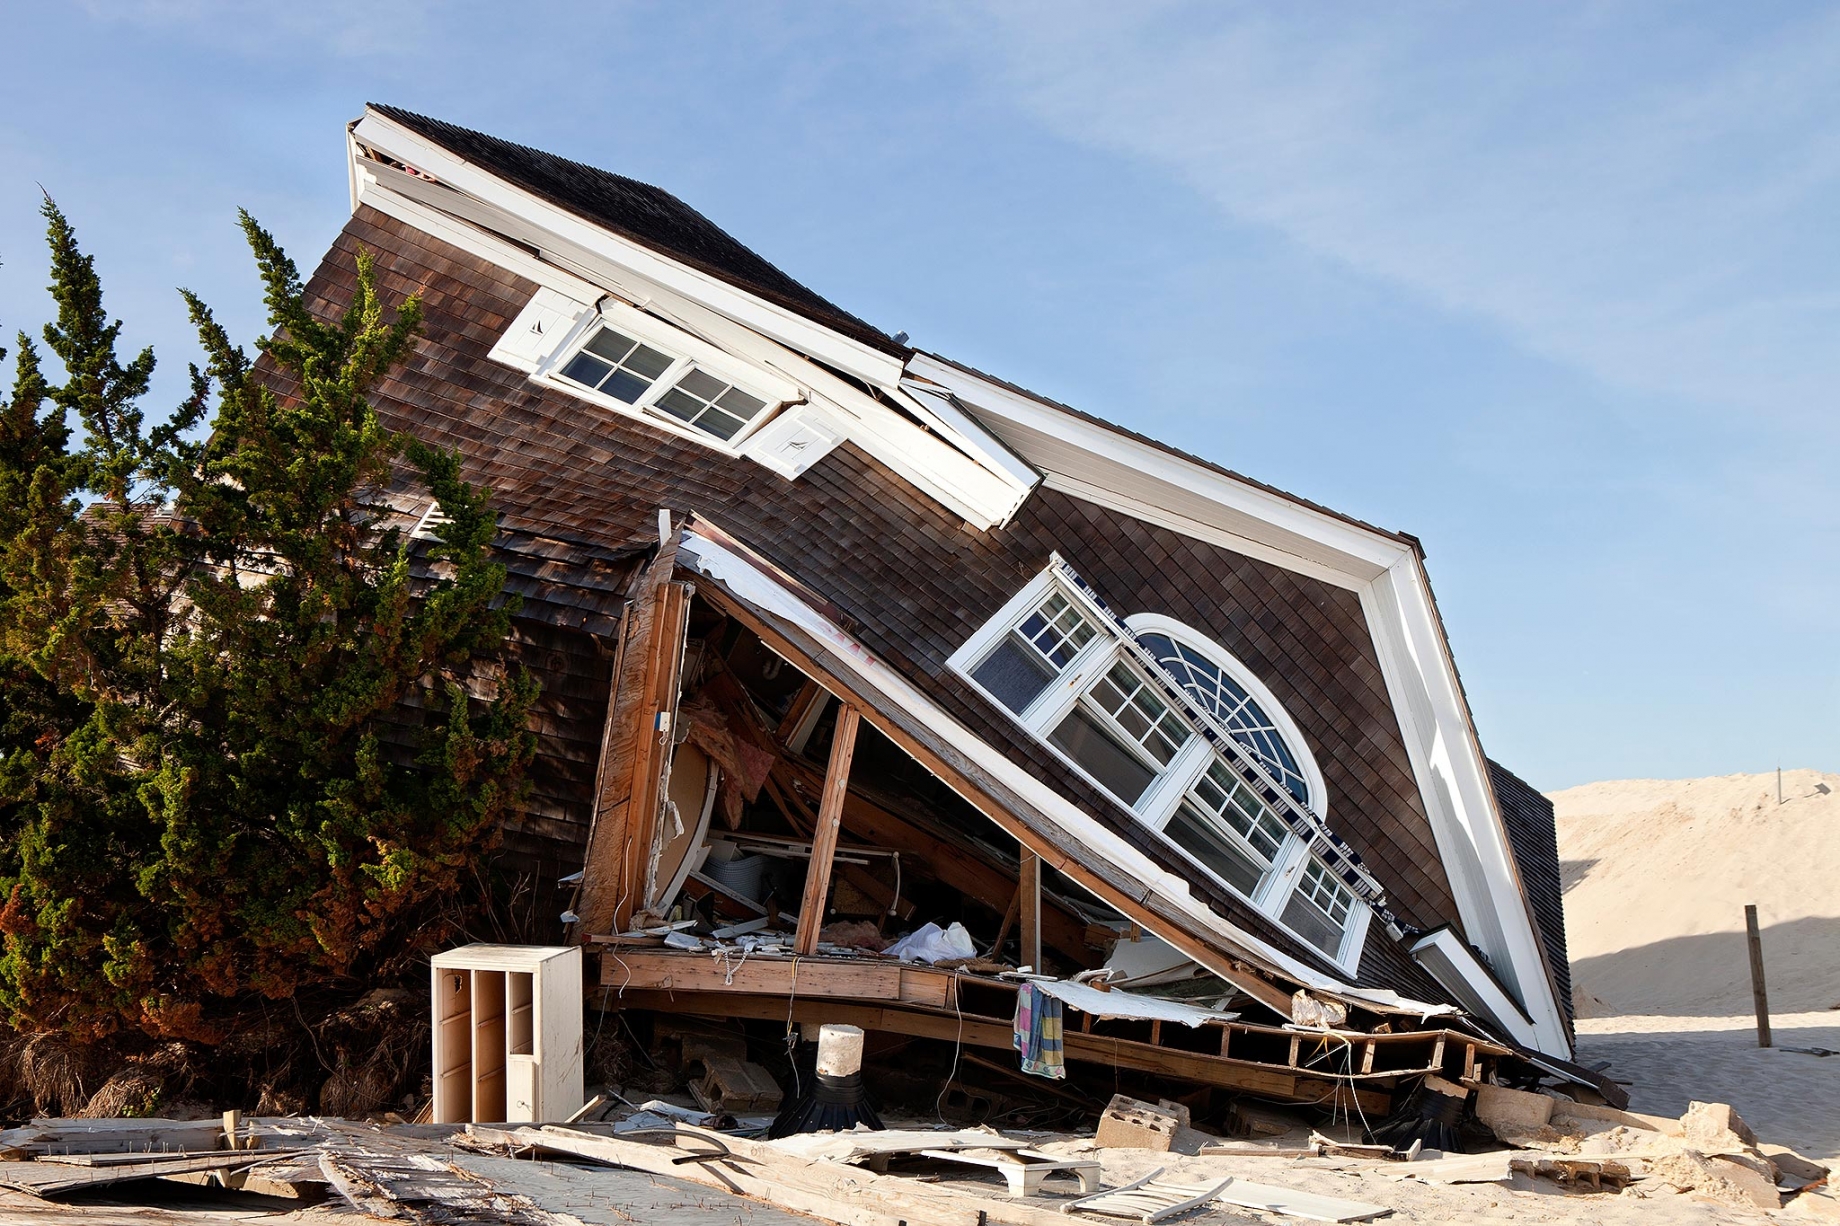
(367, 104), (904, 357)
(1488, 759), (1575, 1039)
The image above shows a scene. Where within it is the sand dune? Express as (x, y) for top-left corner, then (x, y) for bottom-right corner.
(1553, 770), (1840, 1165)
(1552, 769), (1840, 1017)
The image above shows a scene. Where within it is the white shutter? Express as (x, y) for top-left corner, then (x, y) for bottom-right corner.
(737, 404), (843, 479)
(487, 286), (596, 374)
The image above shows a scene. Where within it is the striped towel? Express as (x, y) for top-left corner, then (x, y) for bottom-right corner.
(1013, 982), (1065, 1079)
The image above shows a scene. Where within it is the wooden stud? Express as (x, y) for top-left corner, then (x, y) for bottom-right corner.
(574, 534), (690, 936)
(1018, 846), (1042, 972)
(794, 705), (862, 956)
(987, 885), (1021, 959)
(1360, 1040), (1376, 1074)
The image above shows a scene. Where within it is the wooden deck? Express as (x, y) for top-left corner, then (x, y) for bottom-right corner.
(594, 949), (1509, 1114)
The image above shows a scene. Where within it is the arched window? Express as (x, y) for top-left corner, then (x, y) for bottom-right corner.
(950, 572), (1365, 970)
(1127, 615), (1324, 811)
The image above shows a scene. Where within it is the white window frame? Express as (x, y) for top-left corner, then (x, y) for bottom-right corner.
(531, 298), (799, 454)
(1124, 613), (1328, 814)
(948, 568), (1370, 972)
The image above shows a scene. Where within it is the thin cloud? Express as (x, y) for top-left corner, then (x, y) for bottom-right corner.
(956, 3), (1840, 429)
(73, 0), (441, 58)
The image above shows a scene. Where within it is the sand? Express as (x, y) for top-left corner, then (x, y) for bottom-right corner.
(1553, 769), (1840, 1167)
(1552, 769), (1840, 1017)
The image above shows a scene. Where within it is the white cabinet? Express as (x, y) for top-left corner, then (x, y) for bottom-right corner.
(430, 944), (583, 1124)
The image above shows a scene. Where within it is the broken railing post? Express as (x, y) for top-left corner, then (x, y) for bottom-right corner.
(794, 704), (861, 955)
(1745, 903), (1771, 1048)
(1019, 845), (1042, 972)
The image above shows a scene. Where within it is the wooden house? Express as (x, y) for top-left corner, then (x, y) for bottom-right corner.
(294, 105), (1597, 1112)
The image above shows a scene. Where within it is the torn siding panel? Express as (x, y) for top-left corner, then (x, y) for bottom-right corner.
(288, 207), (1471, 1004)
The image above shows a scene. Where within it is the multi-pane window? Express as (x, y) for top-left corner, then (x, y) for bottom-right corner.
(556, 324), (776, 446)
(1165, 761), (1289, 900)
(561, 327), (673, 404)
(1139, 632), (1310, 803)
(970, 592), (1095, 715)
(656, 370), (767, 442)
(1280, 859), (1356, 958)
(953, 572), (1366, 970)
(1085, 662), (1188, 767)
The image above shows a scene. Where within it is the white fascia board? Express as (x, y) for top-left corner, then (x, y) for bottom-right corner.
(897, 379), (1043, 492)
(357, 174), (605, 305)
(1410, 928), (1541, 1050)
(1039, 471), (1363, 593)
(680, 528), (1460, 1022)
(572, 260), (1020, 528)
(1361, 558), (1572, 1056)
(350, 110), (907, 390)
(906, 354), (1410, 581)
(355, 155), (1021, 528)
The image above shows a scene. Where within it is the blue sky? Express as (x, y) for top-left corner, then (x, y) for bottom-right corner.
(1, 2), (1833, 790)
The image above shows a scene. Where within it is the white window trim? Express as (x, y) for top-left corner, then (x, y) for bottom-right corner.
(949, 569), (1370, 973)
(1123, 612), (1328, 815)
(529, 298), (801, 454)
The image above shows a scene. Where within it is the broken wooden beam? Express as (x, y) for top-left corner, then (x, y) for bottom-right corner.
(576, 525), (690, 938)
(795, 704), (861, 956)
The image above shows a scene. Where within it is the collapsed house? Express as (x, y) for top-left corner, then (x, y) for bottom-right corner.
(304, 104), (1608, 1125)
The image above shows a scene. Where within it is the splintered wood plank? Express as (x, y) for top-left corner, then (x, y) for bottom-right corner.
(794, 704), (861, 956)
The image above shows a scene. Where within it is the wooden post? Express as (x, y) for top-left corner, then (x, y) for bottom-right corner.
(1745, 904), (1771, 1048)
(794, 705), (861, 955)
(1018, 846), (1042, 972)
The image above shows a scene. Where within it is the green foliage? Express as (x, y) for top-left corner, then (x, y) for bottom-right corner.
(0, 200), (535, 1041)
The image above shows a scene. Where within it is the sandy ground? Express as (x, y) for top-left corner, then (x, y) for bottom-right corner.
(1553, 770), (1840, 1168)
(1575, 1013), (1840, 1163)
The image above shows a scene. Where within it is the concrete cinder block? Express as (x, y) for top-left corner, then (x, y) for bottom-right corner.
(1094, 1094), (1181, 1151)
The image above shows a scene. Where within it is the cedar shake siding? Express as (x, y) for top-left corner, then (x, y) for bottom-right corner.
(287, 206), (1470, 1000)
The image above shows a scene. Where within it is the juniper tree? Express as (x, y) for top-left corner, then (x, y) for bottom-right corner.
(0, 200), (535, 1042)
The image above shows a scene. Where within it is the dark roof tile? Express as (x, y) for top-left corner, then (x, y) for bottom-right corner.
(368, 104), (905, 358)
